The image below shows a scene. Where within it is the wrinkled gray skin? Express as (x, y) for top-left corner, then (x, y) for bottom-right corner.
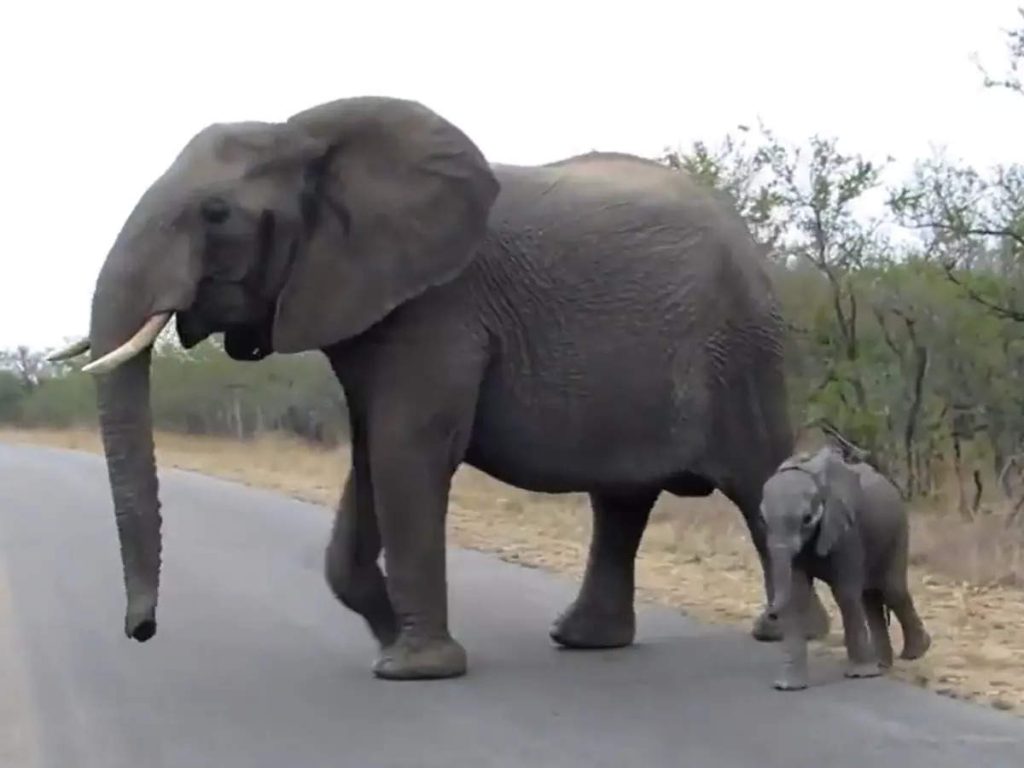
(83, 95), (821, 680)
(760, 446), (932, 691)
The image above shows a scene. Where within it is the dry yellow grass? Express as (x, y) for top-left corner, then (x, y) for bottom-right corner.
(3, 427), (1022, 715)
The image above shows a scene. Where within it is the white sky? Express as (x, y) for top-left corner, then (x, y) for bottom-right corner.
(2, 0), (1023, 349)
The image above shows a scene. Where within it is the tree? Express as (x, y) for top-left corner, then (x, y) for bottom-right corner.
(973, 6), (1024, 98)
(660, 124), (788, 255)
(890, 8), (1024, 322)
(0, 346), (48, 391)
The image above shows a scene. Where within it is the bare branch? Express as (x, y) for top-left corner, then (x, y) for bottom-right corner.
(909, 220), (1024, 249)
(942, 262), (1024, 321)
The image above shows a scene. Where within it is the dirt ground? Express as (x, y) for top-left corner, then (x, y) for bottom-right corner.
(3, 428), (1022, 715)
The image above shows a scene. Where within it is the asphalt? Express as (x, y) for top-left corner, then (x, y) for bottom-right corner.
(0, 441), (1022, 768)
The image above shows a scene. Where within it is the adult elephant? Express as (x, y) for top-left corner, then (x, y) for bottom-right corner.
(52, 95), (826, 679)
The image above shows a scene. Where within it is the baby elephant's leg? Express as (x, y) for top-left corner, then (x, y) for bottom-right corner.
(774, 569), (813, 691)
(863, 590), (893, 668)
(887, 586), (931, 660)
(830, 582), (882, 679)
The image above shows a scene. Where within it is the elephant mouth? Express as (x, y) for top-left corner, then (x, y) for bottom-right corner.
(174, 309), (212, 349)
(175, 300), (275, 362)
(223, 322), (273, 361)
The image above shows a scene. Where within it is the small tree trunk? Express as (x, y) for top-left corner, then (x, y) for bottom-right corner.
(952, 430), (972, 521)
(901, 326), (927, 498)
(972, 469), (984, 514)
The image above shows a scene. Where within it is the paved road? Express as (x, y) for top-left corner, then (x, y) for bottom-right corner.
(1, 443), (1022, 768)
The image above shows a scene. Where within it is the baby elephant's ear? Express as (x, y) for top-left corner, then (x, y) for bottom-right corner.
(815, 451), (861, 557)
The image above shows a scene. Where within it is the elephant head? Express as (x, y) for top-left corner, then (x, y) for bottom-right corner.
(56, 96), (500, 642)
(760, 446), (862, 614)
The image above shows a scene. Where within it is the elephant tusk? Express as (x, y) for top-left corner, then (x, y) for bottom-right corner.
(82, 313), (172, 375)
(46, 337), (91, 362)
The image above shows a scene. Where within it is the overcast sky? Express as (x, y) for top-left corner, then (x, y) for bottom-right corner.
(3, 0), (1023, 349)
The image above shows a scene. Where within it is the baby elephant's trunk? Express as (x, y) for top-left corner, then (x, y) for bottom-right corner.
(769, 548), (794, 616)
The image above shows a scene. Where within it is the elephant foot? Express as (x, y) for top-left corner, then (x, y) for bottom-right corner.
(900, 629), (931, 660)
(550, 601), (636, 649)
(372, 634), (467, 680)
(367, 612), (400, 650)
(844, 661), (882, 679)
(752, 599), (830, 643)
(773, 673), (809, 691)
(751, 610), (783, 642)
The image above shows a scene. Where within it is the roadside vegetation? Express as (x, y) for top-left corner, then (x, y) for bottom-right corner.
(4, 8), (1024, 716)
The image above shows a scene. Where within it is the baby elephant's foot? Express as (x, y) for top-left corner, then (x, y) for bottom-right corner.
(901, 629), (932, 660)
(773, 672), (809, 691)
(753, 599), (829, 643)
(550, 601), (636, 649)
(844, 661), (882, 679)
(372, 634), (467, 680)
(751, 610), (783, 642)
(773, 658), (809, 691)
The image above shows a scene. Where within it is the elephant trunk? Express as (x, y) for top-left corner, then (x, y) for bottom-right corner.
(87, 189), (196, 642)
(768, 547), (794, 617)
(93, 351), (162, 641)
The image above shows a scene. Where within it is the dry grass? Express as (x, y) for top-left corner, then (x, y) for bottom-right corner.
(3, 427), (1023, 715)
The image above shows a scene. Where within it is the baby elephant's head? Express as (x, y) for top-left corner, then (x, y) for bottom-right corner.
(760, 446), (862, 614)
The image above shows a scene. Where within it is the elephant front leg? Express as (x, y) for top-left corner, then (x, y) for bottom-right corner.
(831, 583), (881, 680)
(550, 489), (658, 649)
(370, 438), (466, 680)
(773, 568), (812, 691)
(325, 471), (397, 648)
(738, 498), (830, 643)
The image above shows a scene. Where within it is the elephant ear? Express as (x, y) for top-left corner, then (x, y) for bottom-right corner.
(812, 448), (861, 556)
(272, 96), (501, 353)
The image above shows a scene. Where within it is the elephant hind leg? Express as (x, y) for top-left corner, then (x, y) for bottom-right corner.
(550, 487), (659, 649)
(325, 472), (398, 648)
(885, 586), (931, 660)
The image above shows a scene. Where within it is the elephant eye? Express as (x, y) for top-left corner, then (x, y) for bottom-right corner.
(200, 196), (232, 225)
(802, 510), (816, 525)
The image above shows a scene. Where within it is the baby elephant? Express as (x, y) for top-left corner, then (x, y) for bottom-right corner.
(759, 446), (931, 691)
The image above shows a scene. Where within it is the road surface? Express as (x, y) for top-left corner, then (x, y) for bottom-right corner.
(1, 442), (1022, 768)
